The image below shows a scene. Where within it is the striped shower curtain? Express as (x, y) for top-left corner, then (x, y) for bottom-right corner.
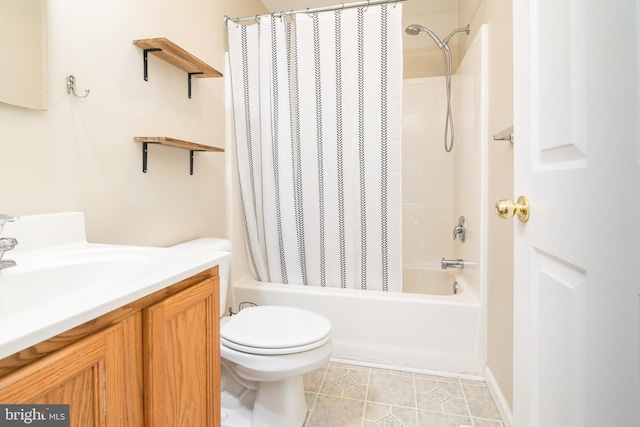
(227, 4), (402, 291)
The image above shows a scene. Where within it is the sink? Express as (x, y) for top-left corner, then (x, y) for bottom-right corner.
(0, 245), (168, 316)
(0, 212), (227, 360)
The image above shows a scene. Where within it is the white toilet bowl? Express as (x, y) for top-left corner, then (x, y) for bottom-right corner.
(174, 238), (332, 427)
(221, 305), (332, 427)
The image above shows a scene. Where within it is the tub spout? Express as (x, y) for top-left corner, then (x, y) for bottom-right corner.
(441, 258), (464, 270)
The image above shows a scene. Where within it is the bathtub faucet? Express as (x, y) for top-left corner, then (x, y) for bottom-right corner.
(453, 215), (466, 242)
(441, 258), (464, 270)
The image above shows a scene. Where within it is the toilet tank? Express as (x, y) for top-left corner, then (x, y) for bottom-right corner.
(170, 238), (231, 316)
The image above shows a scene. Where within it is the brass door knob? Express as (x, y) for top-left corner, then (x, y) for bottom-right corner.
(495, 196), (530, 222)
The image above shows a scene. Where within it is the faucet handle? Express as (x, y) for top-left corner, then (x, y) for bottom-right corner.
(453, 215), (466, 242)
(0, 237), (18, 251)
(0, 213), (18, 235)
(0, 213), (18, 224)
(0, 236), (18, 270)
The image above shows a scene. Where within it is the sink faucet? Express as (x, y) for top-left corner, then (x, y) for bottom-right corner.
(0, 213), (17, 234)
(441, 258), (464, 270)
(0, 214), (18, 270)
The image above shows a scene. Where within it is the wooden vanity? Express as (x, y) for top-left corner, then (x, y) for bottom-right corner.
(0, 267), (221, 427)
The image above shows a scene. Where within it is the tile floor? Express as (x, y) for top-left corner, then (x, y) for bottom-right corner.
(303, 361), (504, 427)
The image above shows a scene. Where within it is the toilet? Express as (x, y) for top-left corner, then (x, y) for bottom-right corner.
(175, 238), (332, 427)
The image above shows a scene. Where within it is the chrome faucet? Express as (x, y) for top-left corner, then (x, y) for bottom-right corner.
(441, 258), (464, 270)
(0, 213), (17, 234)
(0, 214), (18, 270)
(453, 215), (466, 242)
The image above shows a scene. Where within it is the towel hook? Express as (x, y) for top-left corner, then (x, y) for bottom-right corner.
(66, 75), (90, 98)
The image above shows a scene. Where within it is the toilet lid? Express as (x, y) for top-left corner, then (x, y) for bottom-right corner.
(221, 306), (331, 355)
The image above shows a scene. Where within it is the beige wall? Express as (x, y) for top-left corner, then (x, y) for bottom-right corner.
(459, 0), (515, 410)
(0, 0), (266, 247)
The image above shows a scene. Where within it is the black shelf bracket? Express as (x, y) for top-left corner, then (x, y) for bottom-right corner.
(142, 142), (203, 175)
(142, 142), (149, 173)
(187, 72), (204, 98)
(141, 48), (204, 98)
(143, 48), (162, 81)
(189, 150), (206, 175)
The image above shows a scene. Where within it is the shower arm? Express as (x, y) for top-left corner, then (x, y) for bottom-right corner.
(442, 25), (470, 46)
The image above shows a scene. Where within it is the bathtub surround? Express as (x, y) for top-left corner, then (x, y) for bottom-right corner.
(227, 4), (403, 291)
(400, 24), (489, 303)
(401, 76), (455, 286)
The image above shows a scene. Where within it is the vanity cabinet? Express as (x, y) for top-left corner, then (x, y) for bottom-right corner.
(0, 313), (143, 426)
(0, 268), (220, 427)
(144, 276), (220, 427)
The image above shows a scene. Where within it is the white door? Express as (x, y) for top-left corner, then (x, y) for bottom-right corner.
(513, 1), (640, 426)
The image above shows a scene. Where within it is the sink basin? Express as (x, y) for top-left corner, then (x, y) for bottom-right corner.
(0, 212), (227, 360)
(0, 245), (168, 316)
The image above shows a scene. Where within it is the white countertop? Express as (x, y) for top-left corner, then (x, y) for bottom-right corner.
(0, 213), (229, 360)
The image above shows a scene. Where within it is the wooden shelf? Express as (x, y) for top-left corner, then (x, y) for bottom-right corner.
(134, 137), (224, 175)
(135, 137), (224, 152)
(132, 38), (222, 98)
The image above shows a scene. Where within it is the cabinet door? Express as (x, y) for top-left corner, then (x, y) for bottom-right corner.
(144, 277), (220, 427)
(0, 313), (143, 427)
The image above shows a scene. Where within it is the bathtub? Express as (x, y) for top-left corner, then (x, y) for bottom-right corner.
(230, 271), (484, 376)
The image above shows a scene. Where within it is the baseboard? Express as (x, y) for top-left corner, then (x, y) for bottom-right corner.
(331, 357), (485, 382)
(484, 365), (514, 427)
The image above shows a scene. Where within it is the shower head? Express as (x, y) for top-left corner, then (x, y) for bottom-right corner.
(405, 24), (444, 49)
(404, 24), (422, 36)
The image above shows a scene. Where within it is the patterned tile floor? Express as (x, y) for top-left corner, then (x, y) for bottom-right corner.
(303, 361), (504, 427)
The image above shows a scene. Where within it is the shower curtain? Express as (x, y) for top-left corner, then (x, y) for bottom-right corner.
(227, 4), (402, 291)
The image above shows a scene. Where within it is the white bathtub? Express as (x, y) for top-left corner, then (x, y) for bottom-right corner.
(231, 273), (484, 375)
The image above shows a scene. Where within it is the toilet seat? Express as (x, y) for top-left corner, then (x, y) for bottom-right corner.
(221, 306), (332, 355)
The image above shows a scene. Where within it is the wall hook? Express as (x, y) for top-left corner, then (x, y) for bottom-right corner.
(66, 75), (90, 98)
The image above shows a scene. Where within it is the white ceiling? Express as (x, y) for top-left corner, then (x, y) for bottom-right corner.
(258, 0), (462, 78)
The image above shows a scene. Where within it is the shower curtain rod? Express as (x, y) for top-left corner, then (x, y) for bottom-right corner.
(225, 0), (407, 24)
